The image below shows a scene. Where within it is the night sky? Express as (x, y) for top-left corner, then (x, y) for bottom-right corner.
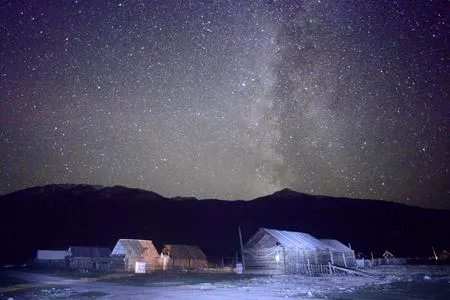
(1, 1), (449, 209)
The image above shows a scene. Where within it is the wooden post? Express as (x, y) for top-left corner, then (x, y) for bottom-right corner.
(370, 251), (374, 267)
(307, 258), (311, 276)
(342, 253), (347, 268)
(328, 262), (332, 275)
(432, 246), (438, 260)
(238, 226), (245, 273)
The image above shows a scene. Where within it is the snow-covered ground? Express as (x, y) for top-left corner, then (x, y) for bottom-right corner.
(1, 265), (449, 299)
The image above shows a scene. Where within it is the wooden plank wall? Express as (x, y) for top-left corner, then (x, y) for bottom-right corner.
(244, 246), (356, 275)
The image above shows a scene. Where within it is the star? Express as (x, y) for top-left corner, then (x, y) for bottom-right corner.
(0, 0), (448, 209)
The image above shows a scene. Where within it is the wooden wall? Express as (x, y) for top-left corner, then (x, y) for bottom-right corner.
(163, 257), (208, 271)
(244, 246), (285, 274)
(35, 259), (68, 269)
(244, 246), (342, 275)
(330, 251), (356, 267)
(110, 254), (160, 273)
(68, 257), (110, 271)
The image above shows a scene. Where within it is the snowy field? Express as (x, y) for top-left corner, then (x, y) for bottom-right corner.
(0, 265), (449, 299)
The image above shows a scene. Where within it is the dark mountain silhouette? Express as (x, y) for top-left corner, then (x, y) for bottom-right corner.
(1, 184), (449, 265)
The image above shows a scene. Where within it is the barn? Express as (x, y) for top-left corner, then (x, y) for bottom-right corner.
(35, 250), (68, 269)
(243, 228), (356, 275)
(67, 246), (111, 271)
(110, 239), (160, 273)
(160, 244), (208, 271)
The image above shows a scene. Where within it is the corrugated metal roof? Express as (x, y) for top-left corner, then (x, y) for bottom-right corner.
(68, 246), (110, 258)
(263, 228), (331, 250)
(111, 239), (158, 258)
(37, 250), (67, 260)
(320, 239), (352, 252)
(162, 244), (207, 260)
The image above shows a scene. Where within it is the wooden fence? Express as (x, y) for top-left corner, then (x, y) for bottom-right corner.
(286, 262), (370, 276)
(356, 258), (407, 268)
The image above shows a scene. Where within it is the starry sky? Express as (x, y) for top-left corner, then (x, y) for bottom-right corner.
(1, 0), (449, 209)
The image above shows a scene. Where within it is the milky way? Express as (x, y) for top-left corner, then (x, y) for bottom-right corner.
(1, 1), (448, 208)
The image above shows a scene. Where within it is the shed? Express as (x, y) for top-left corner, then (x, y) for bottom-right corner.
(110, 239), (160, 273)
(67, 246), (111, 271)
(243, 228), (355, 274)
(35, 250), (68, 268)
(161, 244), (208, 271)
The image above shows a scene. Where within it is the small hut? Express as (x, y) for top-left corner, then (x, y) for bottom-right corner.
(110, 239), (160, 273)
(244, 228), (355, 275)
(35, 250), (68, 269)
(161, 244), (208, 271)
(67, 246), (111, 271)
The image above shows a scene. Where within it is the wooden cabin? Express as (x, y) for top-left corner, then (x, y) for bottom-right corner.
(35, 250), (68, 269)
(110, 239), (160, 273)
(67, 246), (111, 271)
(161, 244), (208, 271)
(243, 228), (356, 275)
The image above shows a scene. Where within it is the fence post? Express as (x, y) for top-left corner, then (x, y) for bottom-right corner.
(342, 253), (347, 268)
(307, 258), (311, 276)
(328, 262), (332, 275)
(238, 226), (245, 274)
(370, 252), (374, 268)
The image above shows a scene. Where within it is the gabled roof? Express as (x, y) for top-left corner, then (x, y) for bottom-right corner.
(111, 239), (158, 257)
(162, 244), (207, 260)
(320, 239), (352, 252)
(245, 228), (334, 250)
(68, 246), (110, 258)
(37, 250), (67, 260)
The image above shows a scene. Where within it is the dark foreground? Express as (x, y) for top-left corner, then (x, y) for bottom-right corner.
(0, 265), (449, 299)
